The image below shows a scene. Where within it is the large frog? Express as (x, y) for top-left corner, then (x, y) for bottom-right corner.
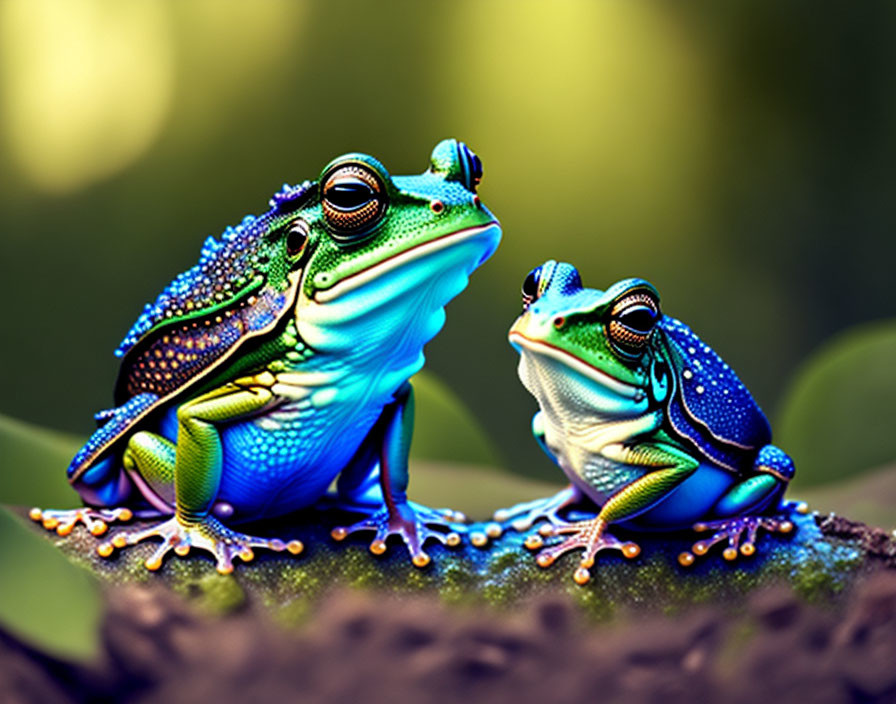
(33, 140), (501, 573)
(494, 261), (799, 585)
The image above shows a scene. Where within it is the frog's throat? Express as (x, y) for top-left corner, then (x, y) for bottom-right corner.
(312, 222), (500, 303)
(508, 331), (642, 400)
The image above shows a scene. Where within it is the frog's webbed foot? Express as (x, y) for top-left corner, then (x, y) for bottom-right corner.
(97, 516), (304, 575)
(677, 514), (795, 567)
(524, 517), (641, 585)
(330, 501), (463, 568)
(29, 506), (134, 538)
(404, 502), (507, 549)
(493, 485), (585, 533)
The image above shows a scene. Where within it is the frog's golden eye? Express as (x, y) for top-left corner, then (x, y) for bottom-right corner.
(321, 164), (386, 240)
(607, 292), (660, 357)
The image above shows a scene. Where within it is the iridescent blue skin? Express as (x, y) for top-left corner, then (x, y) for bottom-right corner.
(34, 140), (501, 573)
(495, 261), (799, 584)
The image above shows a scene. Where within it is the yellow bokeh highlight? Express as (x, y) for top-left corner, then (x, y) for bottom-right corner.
(443, 0), (712, 273)
(0, 0), (174, 193)
(162, 0), (305, 143)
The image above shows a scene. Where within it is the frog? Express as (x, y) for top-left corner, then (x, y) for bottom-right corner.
(32, 139), (501, 574)
(493, 260), (799, 585)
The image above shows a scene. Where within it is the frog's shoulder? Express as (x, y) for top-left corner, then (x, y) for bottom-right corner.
(657, 316), (771, 469)
(115, 182), (312, 360)
(112, 185), (315, 405)
(69, 278), (301, 483)
(69, 187), (311, 483)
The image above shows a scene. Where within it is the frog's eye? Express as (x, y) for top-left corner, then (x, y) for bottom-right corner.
(286, 219), (310, 257)
(321, 164), (387, 240)
(608, 293), (660, 357)
(521, 266), (542, 310)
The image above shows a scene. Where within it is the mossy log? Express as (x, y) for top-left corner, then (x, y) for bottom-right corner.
(20, 505), (896, 623)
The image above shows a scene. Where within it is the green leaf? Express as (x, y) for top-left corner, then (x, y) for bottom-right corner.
(0, 413), (82, 507)
(777, 321), (896, 488)
(410, 371), (503, 469)
(0, 506), (101, 660)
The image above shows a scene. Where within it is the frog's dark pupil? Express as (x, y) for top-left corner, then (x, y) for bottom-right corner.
(617, 306), (656, 335)
(326, 180), (374, 211)
(287, 225), (307, 255)
(522, 267), (542, 300)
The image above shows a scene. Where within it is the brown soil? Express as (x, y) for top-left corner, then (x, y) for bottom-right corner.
(816, 513), (896, 568)
(2, 564), (896, 704)
(1, 511), (893, 704)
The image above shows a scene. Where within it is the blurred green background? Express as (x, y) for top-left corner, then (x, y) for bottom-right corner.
(1, 0), (896, 516)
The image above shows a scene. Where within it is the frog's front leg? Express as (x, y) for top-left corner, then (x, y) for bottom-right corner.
(493, 485), (585, 533)
(492, 412), (589, 533)
(679, 445), (797, 566)
(527, 442), (699, 585)
(329, 441), (466, 526)
(330, 382), (463, 567)
(99, 373), (303, 574)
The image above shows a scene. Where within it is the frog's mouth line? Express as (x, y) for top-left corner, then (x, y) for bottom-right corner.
(509, 331), (642, 399)
(312, 221), (500, 304)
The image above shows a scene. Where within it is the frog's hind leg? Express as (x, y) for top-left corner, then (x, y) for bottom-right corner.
(679, 445), (799, 566)
(31, 454), (137, 537)
(121, 430), (176, 511)
(33, 393), (170, 537)
(37, 430), (186, 538)
(31, 505), (135, 538)
(97, 374), (302, 574)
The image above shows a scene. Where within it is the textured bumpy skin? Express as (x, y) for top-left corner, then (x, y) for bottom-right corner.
(497, 260), (798, 584)
(70, 186), (317, 484)
(115, 186), (313, 358)
(661, 317), (771, 471)
(37, 140), (501, 574)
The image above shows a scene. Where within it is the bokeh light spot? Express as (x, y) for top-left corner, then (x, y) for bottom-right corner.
(0, 0), (174, 193)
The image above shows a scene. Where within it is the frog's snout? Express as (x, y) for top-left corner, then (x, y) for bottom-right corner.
(430, 139), (483, 193)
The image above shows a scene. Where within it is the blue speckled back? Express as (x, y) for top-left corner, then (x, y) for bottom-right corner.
(659, 316), (771, 469)
(116, 182), (313, 358)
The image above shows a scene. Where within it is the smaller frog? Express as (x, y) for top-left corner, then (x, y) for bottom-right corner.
(495, 261), (799, 585)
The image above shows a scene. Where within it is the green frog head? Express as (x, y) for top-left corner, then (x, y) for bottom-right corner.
(291, 140), (501, 364)
(302, 138), (497, 297)
(509, 260), (659, 423)
(114, 139), (500, 402)
(509, 260), (773, 472)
